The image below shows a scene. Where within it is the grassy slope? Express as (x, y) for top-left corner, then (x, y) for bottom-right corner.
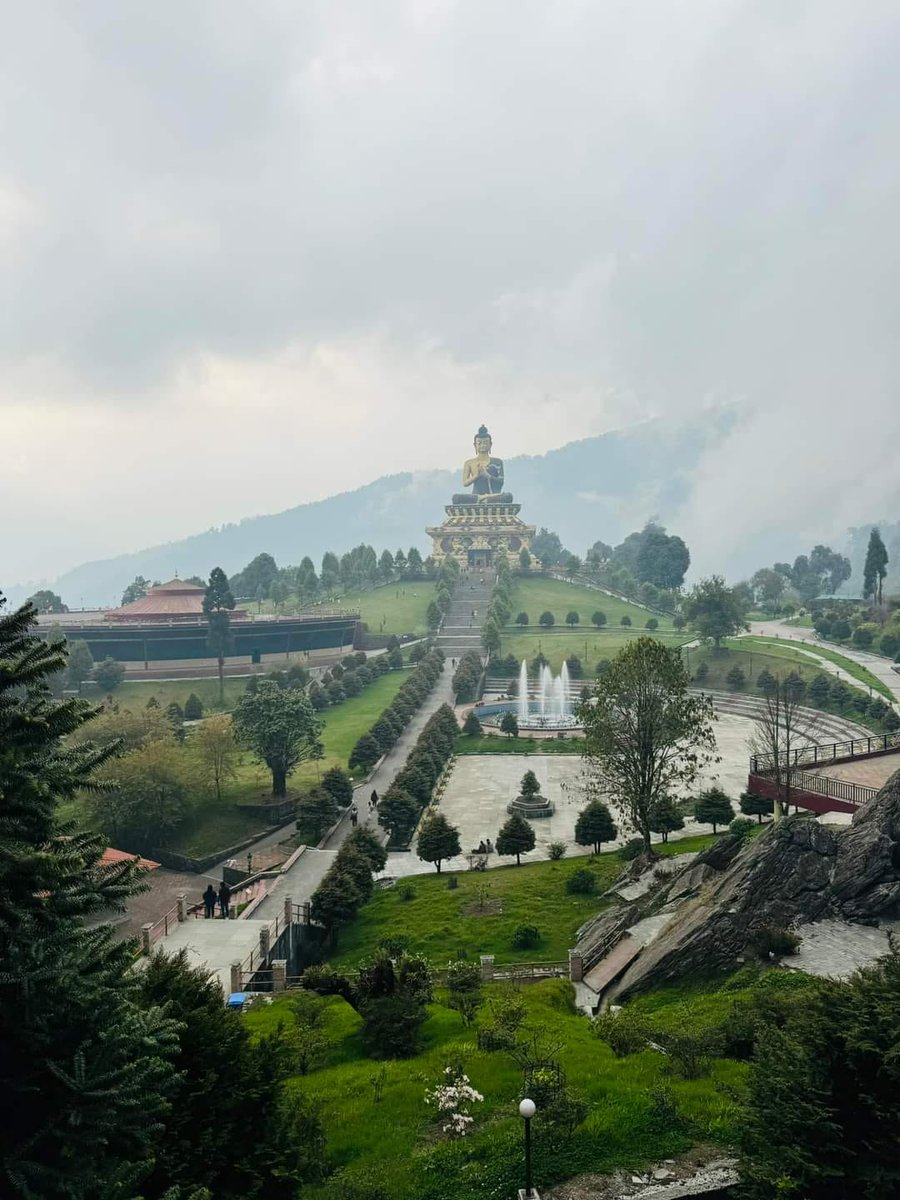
(510, 576), (673, 628)
(114, 675), (251, 714)
(71, 669), (411, 859)
(685, 642), (883, 732)
(337, 583), (435, 637)
(240, 581), (435, 636)
(177, 669), (411, 855)
(500, 629), (691, 672)
(328, 838), (716, 969)
(735, 635), (892, 700)
(244, 952), (748, 1198)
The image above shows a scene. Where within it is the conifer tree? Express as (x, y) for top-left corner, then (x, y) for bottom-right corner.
(0, 594), (179, 1198)
(203, 566), (236, 704)
(863, 527), (889, 605)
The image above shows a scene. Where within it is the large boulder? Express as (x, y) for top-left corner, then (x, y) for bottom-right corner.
(608, 767), (900, 999)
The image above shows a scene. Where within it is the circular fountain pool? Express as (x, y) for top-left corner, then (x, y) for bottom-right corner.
(478, 661), (584, 732)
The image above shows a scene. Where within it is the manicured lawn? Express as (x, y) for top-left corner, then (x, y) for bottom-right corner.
(337, 582), (435, 637)
(500, 629), (691, 672)
(685, 643), (882, 731)
(735, 635), (892, 700)
(114, 675), (252, 714)
(240, 582), (435, 636)
(299, 667), (411, 784)
(455, 734), (582, 755)
(174, 668), (411, 856)
(511, 576), (674, 628)
(65, 669), (414, 860)
(327, 840), (715, 970)
(244, 971), (746, 1199)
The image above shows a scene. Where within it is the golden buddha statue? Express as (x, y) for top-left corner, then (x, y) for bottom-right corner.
(462, 425), (504, 499)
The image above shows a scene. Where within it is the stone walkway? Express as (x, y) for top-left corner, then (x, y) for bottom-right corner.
(251, 664), (456, 918)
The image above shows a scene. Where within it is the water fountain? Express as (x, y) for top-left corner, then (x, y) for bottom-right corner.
(506, 659), (581, 730)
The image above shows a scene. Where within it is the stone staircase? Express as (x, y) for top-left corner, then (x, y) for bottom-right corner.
(436, 571), (495, 660)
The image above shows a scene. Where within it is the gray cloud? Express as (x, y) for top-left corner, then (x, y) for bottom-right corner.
(2, 1), (900, 585)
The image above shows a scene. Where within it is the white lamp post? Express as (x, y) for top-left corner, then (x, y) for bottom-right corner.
(518, 1097), (537, 1199)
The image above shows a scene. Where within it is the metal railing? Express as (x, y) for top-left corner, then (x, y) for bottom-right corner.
(751, 730), (900, 774)
(786, 770), (879, 808)
(235, 903), (306, 988)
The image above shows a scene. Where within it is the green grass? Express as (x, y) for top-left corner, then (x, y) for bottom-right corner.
(114, 675), (252, 714)
(455, 734), (582, 755)
(337, 583), (435, 637)
(683, 643), (883, 732)
(327, 840), (714, 970)
(500, 629), (691, 672)
(735, 635), (892, 700)
(510, 576), (673, 628)
(243, 973), (746, 1199)
(240, 582), (435, 636)
(66, 669), (413, 860)
(176, 669), (411, 856)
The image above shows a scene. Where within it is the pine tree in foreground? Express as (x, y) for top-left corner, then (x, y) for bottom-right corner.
(0, 594), (179, 1198)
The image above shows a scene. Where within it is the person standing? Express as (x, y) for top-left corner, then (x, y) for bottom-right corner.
(218, 880), (231, 920)
(202, 883), (217, 919)
(350, 805), (358, 828)
(370, 789), (378, 810)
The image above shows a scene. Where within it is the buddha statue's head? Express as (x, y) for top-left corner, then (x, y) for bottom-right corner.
(474, 424), (492, 456)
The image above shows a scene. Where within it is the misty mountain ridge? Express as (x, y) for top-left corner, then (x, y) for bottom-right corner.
(8, 407), (882, 609)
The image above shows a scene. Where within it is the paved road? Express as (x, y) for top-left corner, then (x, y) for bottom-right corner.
(251, 664), (455, 918)
(746, 620), (900, 707)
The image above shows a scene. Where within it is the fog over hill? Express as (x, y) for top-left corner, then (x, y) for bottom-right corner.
(3, 405), (868, 609)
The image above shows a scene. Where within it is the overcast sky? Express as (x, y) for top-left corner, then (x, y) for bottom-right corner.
(3, 1), (900, 586)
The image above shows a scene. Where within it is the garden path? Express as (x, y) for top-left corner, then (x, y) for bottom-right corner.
(251, 663), (454, 918)
(746, 619), (900, 707)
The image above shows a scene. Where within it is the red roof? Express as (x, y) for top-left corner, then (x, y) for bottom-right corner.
(101, 848), (160, 870)
(105, 579), (247, 623)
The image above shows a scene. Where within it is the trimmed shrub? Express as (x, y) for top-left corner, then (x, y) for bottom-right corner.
(565, 867), (596, 895)
(511, 924), (541, 950)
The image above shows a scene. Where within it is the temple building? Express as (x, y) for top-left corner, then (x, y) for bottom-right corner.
(426, 425), (535, 569)
(106, 578), (249, 623)
(42, 577), (359, 678)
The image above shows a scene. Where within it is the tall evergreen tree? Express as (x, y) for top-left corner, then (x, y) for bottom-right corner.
(863, 527), (889, 605)
(0, 595), (179, 1198)
(137, 950), (296, 1200)
(203, 566), (236, 703)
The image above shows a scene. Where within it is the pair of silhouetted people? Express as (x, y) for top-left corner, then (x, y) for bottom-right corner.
(203, 881), (231, 918)
(474, 838), (494, 855)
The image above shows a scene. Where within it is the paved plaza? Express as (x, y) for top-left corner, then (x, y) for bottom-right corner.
(380, 711), (766, 878)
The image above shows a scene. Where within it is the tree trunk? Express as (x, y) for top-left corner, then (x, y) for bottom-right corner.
(516, 852), (521, 865)
(436, 861), (442, 873)
(272, 766), (287, 798)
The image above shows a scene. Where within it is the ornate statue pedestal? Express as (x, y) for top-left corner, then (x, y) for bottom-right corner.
(427, 498), (535, 570)
(507, 794), (555, 819)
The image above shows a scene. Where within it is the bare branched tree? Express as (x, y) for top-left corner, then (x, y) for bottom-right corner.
(750, 673), (817, 820)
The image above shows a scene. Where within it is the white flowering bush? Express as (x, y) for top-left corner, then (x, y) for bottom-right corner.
(424, 1066), (484, 1136)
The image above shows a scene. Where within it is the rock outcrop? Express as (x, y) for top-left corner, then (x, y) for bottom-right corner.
(608, 767), (900, 1000)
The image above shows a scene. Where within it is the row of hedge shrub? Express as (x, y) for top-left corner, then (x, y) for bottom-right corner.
(376, 703), (459, 847)
(426, 559), (460, 631)
(347, 647), (445, 773)
(452, 649), (484, 703)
